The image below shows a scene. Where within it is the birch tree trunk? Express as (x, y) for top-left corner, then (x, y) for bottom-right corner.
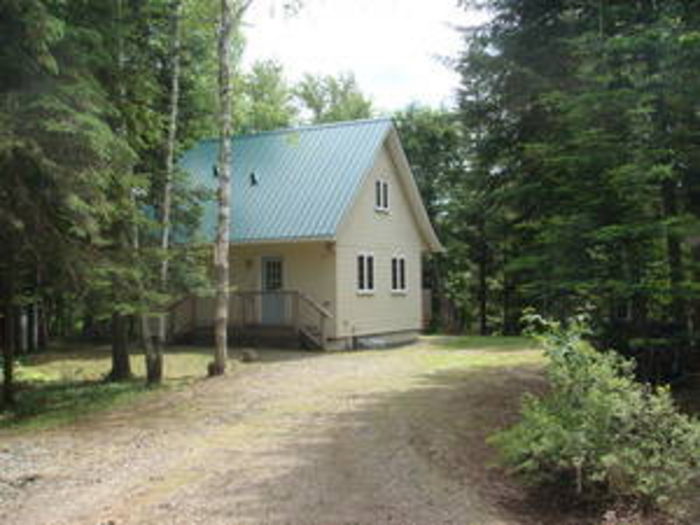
(147, 0), (182, 385)
(212, 0), (235, 376)
(160, 0), (181, 292)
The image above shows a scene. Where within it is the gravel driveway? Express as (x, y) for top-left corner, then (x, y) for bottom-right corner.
(0, 344), (545, 525)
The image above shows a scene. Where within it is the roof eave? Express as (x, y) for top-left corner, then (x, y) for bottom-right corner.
(230, 235), (335, 246)
(385, 126), (445, 253)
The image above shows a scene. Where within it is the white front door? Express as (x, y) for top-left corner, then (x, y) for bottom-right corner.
(261, 257), (284, 325)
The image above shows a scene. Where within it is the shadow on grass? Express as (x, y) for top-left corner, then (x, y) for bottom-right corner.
(227, 347), (330, 364)
(1, 346), (329, 430)
(0, 379), (150, 430)
(21, 342), (328, 367)
(426, 334), (538, 352)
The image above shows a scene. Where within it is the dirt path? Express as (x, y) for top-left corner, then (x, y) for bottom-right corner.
(0, 345), (546, 525)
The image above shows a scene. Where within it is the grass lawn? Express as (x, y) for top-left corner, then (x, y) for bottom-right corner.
(424, 334), (537, 351)
(1, 343), (219, 430)
(418, 335), (544, 371)
(1, 336), (542, 432)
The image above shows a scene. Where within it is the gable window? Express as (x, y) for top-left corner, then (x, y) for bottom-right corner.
(374, 179), (389, 212)
(357, 253), (375, 293)
(391, 255), (406, 293)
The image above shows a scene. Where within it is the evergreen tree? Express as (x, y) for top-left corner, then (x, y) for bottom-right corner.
(455, 0), (700, 359)
(394, 106), (468, 331)
(0, 0), (137, 397)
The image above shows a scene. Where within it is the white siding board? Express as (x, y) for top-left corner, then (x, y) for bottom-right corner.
(335, 142), (426, 338)
(228, 242), (337, 338)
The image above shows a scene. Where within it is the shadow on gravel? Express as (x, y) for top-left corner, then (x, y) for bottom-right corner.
(228, 348), (332, 364)
(181, 357), (603, 525)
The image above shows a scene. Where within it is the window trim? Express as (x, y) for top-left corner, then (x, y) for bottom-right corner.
(374, 179), (389, 212)
(261, 257), (284, 291)
(356, 252), (375, 295)
(391, 254), (407, 294)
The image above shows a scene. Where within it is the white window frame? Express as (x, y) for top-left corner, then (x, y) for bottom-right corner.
(391, 254), (407, 294)
(356, 252), (375, 294)
(374, 179), (389, 212)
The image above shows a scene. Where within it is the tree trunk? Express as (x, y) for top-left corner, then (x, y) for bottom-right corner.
(2, 304), (15, 406)
(143, 317), (162, 385)
(477, 219), (489, 336)
(662, 179), (686, 330)
(160, 0), (181, 288)
(430, 255), (443, 332)
(27, 303), (37, 353)
(212, 0), (235, 376)
(56, 295), (65, 337)
(37, 302), (48, 350)
(109, 312), (132, 381)
(691, 242), (700, 367)
(12, 306), (21, 355)
(150, 0), (183, 385)
(146, 335), (163, 384)
(501, 246), (513, 335)
(478, 258), (488, 335)
(502, 273), (518, 335)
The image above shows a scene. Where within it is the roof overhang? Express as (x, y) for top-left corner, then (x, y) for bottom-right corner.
(230, 235), (334, 246)
(384, 126), (445, 253)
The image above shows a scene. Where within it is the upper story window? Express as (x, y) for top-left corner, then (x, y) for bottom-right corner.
(357, 253), (375, 293)
(391, 255), (406, 293)
(374, 179), (389, 212)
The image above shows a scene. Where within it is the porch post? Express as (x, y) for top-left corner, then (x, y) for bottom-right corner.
(190, 295), (197, 332)
(319, 314), (327, 350)
(292, 292), (300, 332)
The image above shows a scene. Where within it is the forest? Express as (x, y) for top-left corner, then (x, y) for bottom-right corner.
(421, 0), (700, 384)
(1, 0), (700, 402)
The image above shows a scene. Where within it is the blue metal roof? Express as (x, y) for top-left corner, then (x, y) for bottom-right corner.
(180, 118), (393, 243)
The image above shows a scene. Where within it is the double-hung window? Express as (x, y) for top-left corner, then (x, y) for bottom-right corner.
(391, 255), (406, 293)
(374, 179), (389, 212)
(357, 253), (375, 293)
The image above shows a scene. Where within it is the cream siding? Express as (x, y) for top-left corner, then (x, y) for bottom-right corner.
(191, 242), (336, 336)
(229, 241), (337, 337)
(335, 141), (427, 338)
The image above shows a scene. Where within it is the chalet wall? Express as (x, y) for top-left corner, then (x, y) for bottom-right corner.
(229, 241), (337, 337)
(334, 141), (426, 339)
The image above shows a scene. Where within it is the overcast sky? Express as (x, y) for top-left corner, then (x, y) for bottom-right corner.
(241, 0), (489, 114)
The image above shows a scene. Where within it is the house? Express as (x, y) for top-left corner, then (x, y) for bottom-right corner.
(170, 118), (442, 350)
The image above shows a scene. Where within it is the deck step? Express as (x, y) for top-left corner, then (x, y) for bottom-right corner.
(299, 326), (323, 350)
(175, 325), (302, 348)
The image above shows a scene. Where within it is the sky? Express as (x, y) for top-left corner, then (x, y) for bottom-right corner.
(241, 0), (489, 114)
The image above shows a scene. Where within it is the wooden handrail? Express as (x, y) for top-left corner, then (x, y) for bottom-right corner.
(167, 290), (333, 348)
(166, 295), (191, 313)
(298, 292), (333, 319)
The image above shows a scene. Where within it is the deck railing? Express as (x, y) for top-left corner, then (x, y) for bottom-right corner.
(168, 290), (333, 349)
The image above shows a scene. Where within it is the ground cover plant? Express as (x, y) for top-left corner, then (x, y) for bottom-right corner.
(0, 344), (216, 430)
(491, 315), (700, 519)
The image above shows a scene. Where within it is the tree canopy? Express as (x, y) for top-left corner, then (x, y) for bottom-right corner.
(443, 0), (700, 363)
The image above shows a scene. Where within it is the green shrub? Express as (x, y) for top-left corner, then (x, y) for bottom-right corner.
(491, 314), (700, 513)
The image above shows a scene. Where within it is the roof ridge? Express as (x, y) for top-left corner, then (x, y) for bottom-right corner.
(196, 117), (393, 143)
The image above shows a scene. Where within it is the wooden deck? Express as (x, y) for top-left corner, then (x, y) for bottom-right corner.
(167, 291), (333, 349)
